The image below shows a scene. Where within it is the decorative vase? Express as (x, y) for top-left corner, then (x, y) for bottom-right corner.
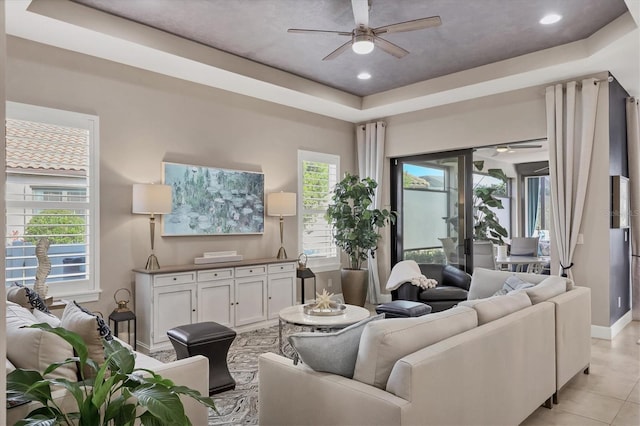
(341, 269), (368, 307)
(496, 245), (508, 260)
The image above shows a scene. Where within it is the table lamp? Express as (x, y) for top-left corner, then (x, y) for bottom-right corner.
(267, 192), (296, 259)
(132, 183), (172, 270)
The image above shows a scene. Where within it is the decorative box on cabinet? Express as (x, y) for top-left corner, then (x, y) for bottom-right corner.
(134, 258), (296, 352)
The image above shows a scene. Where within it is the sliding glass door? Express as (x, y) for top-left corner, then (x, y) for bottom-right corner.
(391, 150), (473, 273)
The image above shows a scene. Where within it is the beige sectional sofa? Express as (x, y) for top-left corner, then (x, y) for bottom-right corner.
(259, 270), (591, 425)
(5, 300), (210, 425)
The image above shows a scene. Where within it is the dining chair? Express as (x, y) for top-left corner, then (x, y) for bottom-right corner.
(473, 240), (496, 270)
(509, 237), (540, 272)
(509, 237), (540, 257)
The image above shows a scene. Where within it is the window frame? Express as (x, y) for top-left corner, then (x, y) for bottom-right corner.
(5, 102), (100, 302)
(297, 150), (340, 272)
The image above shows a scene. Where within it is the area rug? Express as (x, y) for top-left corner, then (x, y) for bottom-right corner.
(150, 325), (297, 426)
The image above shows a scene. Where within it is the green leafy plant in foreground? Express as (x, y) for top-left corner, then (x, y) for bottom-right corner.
(7, 323), (215, 426)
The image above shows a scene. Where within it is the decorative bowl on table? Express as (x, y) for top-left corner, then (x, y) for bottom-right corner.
(303, 302), (346, 316)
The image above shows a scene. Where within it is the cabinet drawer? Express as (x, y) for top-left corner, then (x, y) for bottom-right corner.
(154, 272), (196, 287)
(268, 263), (296, 274)
(235, 265), (267, 277)
(198, 269), (234, 281)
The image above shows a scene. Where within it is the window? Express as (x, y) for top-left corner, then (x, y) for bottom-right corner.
(473, 171), (512, 239)
(5, 102), (100, 302)
(297, 150), (340, 271)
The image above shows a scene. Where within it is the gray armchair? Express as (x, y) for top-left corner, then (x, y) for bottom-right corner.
(391, 264), (472, 312)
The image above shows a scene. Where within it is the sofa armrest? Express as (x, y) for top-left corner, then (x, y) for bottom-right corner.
(548, 286), (591, 390)
(392, 282), (421, 302)
(442, 265), (471, 290)
(151, 355), (210, 426)
(259, 352), (408, 426)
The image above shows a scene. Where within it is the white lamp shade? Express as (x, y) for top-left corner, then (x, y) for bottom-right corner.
(267, 192), (296, 217)
(132, 184), (172, 214)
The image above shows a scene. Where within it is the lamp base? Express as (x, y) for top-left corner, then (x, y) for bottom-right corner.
(145, 254), (161, 270)
(276, 246), (287, 260)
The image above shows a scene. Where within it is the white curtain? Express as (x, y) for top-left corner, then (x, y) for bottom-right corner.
(546, 79), (601, 278)
(626, 97), (640, 320)
(357, 121), (386, 303)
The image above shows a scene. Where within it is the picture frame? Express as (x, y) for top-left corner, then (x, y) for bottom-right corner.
(161, 162), (264, 236)
(611, 175), (629, 229)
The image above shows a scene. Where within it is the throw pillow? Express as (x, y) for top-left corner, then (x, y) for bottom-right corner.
(288, 314), (384, 378)
(8, 283), (51, 313)
(468, 268), (547, 300)
(525, 276), (567, 304)
(6, 301), (77, 381)
(492, 275), (535, 296)
(61, 301), (113, 379)
(6, 285), (30, 308)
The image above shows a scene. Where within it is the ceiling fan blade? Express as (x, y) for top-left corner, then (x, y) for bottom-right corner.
(509, 144), (543, 149)
(288, 28), (352, 36)
(322, 40), (353, 61)
(374, 16), (442, 35)
(373, 36), (409, 58)
(351, 0), (370, 28)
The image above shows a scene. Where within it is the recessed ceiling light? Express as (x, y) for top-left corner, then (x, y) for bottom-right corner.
(539, 13), (562, 25)
(357, 72), (372, 80)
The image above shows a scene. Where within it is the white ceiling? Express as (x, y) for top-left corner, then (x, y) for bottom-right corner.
(5, 0), (640, 123)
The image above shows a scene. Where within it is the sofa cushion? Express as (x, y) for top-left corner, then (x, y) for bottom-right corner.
(468, 268), (547, 300)
(61, 301), (113, 378)
(525, 276), (567, 304)
(492, 275), (535, 296)
(352, 306), (477, 389)
(418, 285), (468, 302)
(6, 301), (77, 381)
(458, 292), (532, 325)
(33, 309), (62, 327)
(288, 314), (384, 378)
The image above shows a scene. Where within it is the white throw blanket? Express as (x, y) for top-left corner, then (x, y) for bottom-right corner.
(385, 260), (438, 291)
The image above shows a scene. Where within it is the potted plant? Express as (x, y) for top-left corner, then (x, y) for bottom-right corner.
(472, 161), (509, 245)
(7, 323), (216, 426)
(325, 173), (396, 306)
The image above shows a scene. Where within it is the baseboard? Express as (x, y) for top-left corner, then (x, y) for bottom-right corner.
(591, 310), (632, 340)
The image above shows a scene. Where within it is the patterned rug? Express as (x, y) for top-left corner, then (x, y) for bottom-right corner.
(150, 325), (298, 425)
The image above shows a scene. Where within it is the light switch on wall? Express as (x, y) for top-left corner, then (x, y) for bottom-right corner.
(576, 234), (584, 245)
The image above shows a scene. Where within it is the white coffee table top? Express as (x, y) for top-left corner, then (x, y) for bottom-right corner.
(279, 304), (370, 328)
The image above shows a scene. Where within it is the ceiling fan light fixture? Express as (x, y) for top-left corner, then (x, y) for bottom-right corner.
(352, 34), (374, 54)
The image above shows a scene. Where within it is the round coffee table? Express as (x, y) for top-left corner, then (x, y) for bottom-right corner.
(278, 304), (370, 355)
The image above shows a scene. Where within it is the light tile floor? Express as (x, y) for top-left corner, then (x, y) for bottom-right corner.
(522, 320), (640, 425)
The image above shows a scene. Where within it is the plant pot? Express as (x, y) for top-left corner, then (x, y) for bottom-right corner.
(341, 269), (368, 307)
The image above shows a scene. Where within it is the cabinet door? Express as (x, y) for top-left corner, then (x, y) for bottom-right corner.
(198, 280), (235, 327)
(267, 273), (295, 320)
(235, 276), (267, 326)
(153, 283), (197, 346)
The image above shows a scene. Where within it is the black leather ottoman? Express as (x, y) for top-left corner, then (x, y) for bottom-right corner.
(375, 300), (432, 318)
(167, 322), (236, 395)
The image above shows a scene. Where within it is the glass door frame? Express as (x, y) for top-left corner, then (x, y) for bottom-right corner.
(390, 149), (474, 273)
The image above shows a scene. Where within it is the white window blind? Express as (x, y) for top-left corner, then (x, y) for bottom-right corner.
(298, 150), (340, 271)
(5, 102), (100, 301)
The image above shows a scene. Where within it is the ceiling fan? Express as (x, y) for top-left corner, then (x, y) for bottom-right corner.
(491, 144), (543, 156)
(287, 0), (442, 61)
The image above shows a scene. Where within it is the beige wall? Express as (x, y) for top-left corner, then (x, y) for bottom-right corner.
(381, 79), (614, 327)
(6, 36), (355, 316)
(1, 1), (7, 421)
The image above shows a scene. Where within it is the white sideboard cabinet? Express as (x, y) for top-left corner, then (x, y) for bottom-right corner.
(134, 258), (296, 352)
